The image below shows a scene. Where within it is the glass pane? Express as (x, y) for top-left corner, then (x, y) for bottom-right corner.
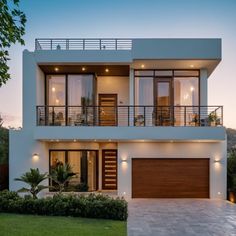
(68, 75), (94, 106)
(135, 77), (153, 105)
(50, 151), (66, 167)
(67, 151), (82, 190)
(174, 70), (199, 77)
(47, 75), (66, 105)
(174, 77), (199, 106)
(157, 82), (170, 106)
(134, 70), (154, 76)
(174, 77), (199, 126)
(155, 70), (172, 76)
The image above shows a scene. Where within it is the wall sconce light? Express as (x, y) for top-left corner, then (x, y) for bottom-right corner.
(121, 159), (127, 163)
(32, 153), (39, 162)
(214, 159), (224, 164)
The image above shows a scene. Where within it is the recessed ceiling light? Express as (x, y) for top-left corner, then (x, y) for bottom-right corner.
(82, 67), (86, 71)
(54, 67), (59, 71)
(105, 68), (109, 73)
(190, 65), (194, 68)
(141, 64), (145, 68)
(52, 87), (56, 92)
(190, 86), (194, 92)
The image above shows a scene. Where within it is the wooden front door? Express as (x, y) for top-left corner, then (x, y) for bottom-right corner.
(99, 94), (117, 126)
(132, 158), (209, 198)
(102, 150), (117, 190)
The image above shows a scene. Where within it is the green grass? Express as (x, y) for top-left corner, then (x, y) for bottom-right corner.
(0, 213), (127, 236)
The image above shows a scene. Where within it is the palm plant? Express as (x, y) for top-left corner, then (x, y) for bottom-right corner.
(49, 163), (76, 193)
(14, 168), (48, 199)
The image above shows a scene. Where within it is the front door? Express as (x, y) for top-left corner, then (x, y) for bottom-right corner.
(99, 94), (117, 126)
(102, 150), (117, 190)
(155, 78), (173, 126)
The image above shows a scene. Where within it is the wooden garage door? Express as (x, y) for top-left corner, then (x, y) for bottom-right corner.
(132, 158), (209, 198)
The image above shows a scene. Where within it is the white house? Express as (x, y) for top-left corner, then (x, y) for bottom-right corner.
(10, 38), (226, 199)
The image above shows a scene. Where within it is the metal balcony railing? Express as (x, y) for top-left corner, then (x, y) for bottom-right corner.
(36, 105), (223, 127)
(35, 38), (132, 50)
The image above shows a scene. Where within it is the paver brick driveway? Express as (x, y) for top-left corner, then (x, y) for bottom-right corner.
(128, 199), (236, 236)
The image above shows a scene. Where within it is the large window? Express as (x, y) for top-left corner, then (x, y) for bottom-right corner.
(47, 74), (95, 106)
(134, 70), (199, 106)
(50, 150), (98, 192)
(46, 74), (95, 125)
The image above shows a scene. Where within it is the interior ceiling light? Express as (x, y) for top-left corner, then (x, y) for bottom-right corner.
(82, 67), (86, 71)
(52, 87), (56, 92)
(105, 68), (109, 72)
(190, 65), (194, 68)
(54, 67), (59, 71)
(141, 64), (145, 68)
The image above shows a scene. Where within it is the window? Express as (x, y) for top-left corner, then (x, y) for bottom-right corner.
(68, 75), (94, 106)
(135, 77), (153, 106)
(49, 150), (98, 192)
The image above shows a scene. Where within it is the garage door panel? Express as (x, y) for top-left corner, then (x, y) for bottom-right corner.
(132, 158), (209, 198)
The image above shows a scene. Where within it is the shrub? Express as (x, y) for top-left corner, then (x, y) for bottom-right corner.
(0, 191), (128, 221)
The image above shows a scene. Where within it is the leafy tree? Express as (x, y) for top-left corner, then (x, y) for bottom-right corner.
(0, 0), (26, 86)
(0, 118), (9, 164)
(50, 164), (76, 193)
(227, 148), (236, 192)
(14, 168), (48, 199)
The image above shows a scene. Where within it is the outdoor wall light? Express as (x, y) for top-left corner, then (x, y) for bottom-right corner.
(32, 153), (39, 162)
(214, 159), (224, 164)
(121, 159), (127, 163)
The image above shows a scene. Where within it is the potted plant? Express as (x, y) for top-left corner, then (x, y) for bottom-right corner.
(227, 149), (236, 203)
(208, 113), (218, 126)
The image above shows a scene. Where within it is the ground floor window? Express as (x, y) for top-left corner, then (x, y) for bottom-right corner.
(49, 150), (98, 192)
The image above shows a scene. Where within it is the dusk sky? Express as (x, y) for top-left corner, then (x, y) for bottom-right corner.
(0, 0), (236, 128)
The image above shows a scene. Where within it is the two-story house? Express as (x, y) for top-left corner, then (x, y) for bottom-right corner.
(10, 38), (226, 199)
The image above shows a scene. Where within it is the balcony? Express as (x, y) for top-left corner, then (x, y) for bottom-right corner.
(36, 105), (223, 127)
(35, 38), (132, 51)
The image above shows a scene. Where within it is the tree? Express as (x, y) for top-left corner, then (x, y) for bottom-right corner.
(14, 168), (48, 199)
(227, 148), (236, 192)
(0, 0), (26, 86)
(49, 163), (76, 193)
(0, 117), (9, 164)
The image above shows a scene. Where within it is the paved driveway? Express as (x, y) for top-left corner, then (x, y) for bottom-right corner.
(128, 199), (236, 236)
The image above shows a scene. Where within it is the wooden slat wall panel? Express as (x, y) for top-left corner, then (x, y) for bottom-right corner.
(102, 150), (117, 190)
(132, 158), (209, 198)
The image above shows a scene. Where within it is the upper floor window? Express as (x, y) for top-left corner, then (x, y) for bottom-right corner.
(134, 70), (199, 106)
(46, 74), (95, 106)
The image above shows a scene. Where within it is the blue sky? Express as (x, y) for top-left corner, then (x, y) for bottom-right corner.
(0, 0), (236, 128)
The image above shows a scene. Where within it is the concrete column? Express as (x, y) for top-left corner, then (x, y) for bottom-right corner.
(200, 69), (208, 106)
(129, 68), (134, 126)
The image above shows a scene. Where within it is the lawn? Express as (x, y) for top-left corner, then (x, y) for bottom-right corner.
(0, 213), (127, 236)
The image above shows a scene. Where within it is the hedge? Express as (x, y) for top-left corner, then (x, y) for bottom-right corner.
(0, 190), (128, 221)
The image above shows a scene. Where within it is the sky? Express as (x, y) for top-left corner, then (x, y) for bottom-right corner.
(0, 0), (236, 128)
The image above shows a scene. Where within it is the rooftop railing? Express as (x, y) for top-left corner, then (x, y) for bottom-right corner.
(35, 38), (132, 51)
(36, 105), (223, 127)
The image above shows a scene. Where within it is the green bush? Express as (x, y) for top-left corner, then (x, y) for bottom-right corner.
(0, 190), (128, 221)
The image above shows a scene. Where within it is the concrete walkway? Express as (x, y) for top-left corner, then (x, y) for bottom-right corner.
(128, 199), (236, 236)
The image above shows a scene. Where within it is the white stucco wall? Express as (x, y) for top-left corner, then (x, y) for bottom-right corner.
(117, 141), (227, 200)
(9, 129), (49, 191)
(97, 76), (129, 105)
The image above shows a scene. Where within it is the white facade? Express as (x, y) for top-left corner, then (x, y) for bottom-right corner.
(10, 38), (226, 199)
